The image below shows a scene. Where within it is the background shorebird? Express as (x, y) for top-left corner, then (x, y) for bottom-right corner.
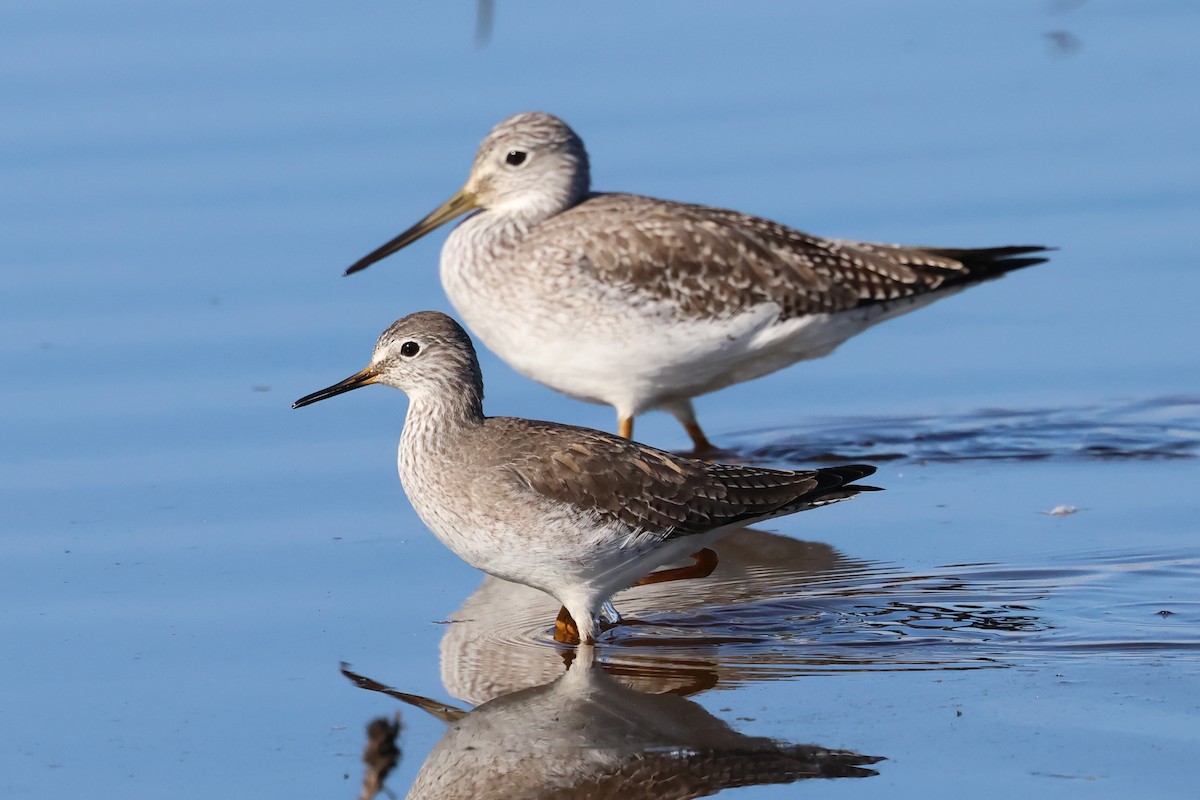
(344, 111), (1050, 452)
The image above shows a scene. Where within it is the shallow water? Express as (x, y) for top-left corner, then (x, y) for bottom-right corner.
(4, 2), (1200, 798)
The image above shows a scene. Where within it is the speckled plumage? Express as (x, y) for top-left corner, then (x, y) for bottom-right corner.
(294, 312), (877, 644)
(345, 111), (1050, 450)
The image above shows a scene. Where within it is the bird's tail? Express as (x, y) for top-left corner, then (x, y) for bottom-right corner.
(803, 463), (881, 507)
(924, 244), (1052, 281)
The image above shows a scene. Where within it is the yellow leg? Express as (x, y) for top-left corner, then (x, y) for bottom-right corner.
(635, 548), (719, 586)
(553, 605), (624, 644)
(618, 416), (634, 439)
(554, 605), (580, 644)
(683, 420), (716, 455)
(554, 549), (719, 643)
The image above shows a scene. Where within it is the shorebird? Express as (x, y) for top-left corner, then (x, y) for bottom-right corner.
(293, 312), (877, 644)
(343, 111), (1049, 452)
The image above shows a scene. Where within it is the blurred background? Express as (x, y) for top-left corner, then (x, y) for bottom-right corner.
(3, 2), (1198, 798)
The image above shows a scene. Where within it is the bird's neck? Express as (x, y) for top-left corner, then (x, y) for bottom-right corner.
(396, 389), (484, 519)
(480, 175), (589, 231)
(453, 211), (531, 263)
(451, 189), (589, 276)
(401, 383), (485, 444)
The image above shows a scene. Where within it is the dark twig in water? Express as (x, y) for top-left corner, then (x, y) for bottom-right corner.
(358, 713), (401, 800)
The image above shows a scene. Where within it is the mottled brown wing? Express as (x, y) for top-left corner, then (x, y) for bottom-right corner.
(700, 462), (879, 523)
(534, 193), (1046, 319)
(497, 418), (875, 538)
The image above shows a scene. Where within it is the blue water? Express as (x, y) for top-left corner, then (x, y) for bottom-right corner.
(3, 2), (1199, 798)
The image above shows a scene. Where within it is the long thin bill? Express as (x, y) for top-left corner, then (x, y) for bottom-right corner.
(344, 188), (478, 276)
(293, 367), (378, 408)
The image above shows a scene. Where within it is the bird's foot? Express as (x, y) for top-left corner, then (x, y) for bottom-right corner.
(553, 605), (580, 644)
(553, 605), (620, 645)
(676, 444), (741, 461)
(681, 422), (723, 459)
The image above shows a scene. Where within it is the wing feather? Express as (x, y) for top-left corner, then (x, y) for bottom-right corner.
(527, 193), (1047, 319)
(495, 418), (876, 538)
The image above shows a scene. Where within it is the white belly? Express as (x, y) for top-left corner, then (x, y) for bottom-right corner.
(440, 219), (961, 417)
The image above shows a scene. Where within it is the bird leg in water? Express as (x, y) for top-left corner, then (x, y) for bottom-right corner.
(553, 606), (581, 644)
(552, 548), (719, 643)
(553, 606), (619, 645)
(682, 421), (716, 455)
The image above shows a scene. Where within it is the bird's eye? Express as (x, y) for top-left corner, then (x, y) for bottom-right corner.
(505, 150), (527, 166)
(400, 341), (420, 357)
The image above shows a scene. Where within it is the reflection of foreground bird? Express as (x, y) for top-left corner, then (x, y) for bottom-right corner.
(295, 312), (878, 644)
(435, 531), (859, 704)
(344, 653), (884, 799)
(345, 111), (1049, 451)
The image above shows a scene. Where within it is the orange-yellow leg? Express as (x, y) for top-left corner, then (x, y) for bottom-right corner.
(554, 606), (581, 644)
(635, 547), (719, 586)
(622, 411), (717, 455)
(660, 399), (719, 455)
(682, 421), (716, 456)
(553, 605), (621, 645)
(553, 549), (719, 643)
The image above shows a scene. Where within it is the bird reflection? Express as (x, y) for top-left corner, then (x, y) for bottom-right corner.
(343, 527), (1052, 795)
(433, 526), (1047, 704)
(344, 651), (883, 799)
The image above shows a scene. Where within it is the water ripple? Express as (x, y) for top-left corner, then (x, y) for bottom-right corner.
(430, 530), (1200, 704)
(731, 395), (1200, 464)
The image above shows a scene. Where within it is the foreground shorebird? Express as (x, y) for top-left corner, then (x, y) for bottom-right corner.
(294, 312), (877, 644)
(344, 111), (1050, 452)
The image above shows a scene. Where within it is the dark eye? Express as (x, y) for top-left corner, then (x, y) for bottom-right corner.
(400, 341), (419, 357)
(505, 150), (527, 166)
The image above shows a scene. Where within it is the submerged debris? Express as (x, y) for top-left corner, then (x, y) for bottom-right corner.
(359, 713), (402, 800)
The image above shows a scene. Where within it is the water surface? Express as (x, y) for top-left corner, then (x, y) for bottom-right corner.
(3, 2), (1199, 798)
